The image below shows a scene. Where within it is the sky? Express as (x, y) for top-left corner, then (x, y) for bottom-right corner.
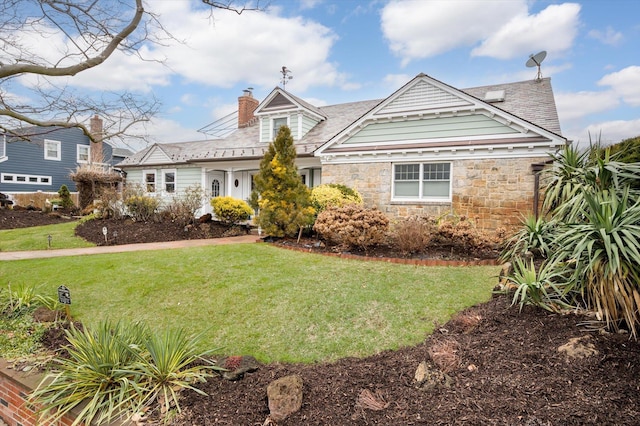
(8, 0), (640, 151)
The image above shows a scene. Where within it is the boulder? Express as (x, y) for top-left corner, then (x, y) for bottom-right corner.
(557, 336), (599, 359)
(414, 360), (454, 390)
(220, 355), (260, 381)
(267, 374), (303, 422)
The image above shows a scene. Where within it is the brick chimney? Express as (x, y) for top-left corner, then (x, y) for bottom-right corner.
(238, 88), (259, 128)
(89, 114), (104, 164)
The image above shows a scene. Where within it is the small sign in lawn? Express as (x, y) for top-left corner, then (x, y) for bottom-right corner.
(57, 285), (72, 320)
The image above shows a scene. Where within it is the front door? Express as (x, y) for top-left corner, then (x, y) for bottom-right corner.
(209, 171), (225, 199)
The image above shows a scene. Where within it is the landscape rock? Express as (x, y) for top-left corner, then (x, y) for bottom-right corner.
(414, 360), (454, 390)
(557, 336), (599, 359)
(267, 374), (304, 422)
(220, 355), (260, 381)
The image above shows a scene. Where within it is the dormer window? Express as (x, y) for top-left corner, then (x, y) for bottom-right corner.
(272, 117), (288, 140)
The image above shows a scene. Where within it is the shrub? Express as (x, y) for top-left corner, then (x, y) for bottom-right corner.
(57, 185), (74, 209)
(500, 214), (556, 262)
(163, 185), (205, 226)
(392, 216), (436, 255)
(432, 216), (503, 257)
(250, 126), (315, 237)
(313, 204), (389, 252)
(124, 195), (160, 222)
(507, 257), (569, 313)
(95, 186), (125, 219)
(311, 183), (363, 213)
(29, 320), (220, 425)
(553, 188), (640, 336)
(210, 196), (254, 226)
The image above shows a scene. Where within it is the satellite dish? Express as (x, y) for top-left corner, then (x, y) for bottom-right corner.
(526, 51), (547, 80)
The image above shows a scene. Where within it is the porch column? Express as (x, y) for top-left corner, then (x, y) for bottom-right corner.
(225, 169), (234, 197)
(200, 168), (208, 215)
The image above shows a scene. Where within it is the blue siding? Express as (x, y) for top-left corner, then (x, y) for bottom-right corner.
(0, 126), (107, 192)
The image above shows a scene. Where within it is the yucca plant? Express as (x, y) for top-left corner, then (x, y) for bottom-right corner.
(500, 214), (555, 262)
(554, 188), (640, 336)
(30, 320), (218, 425)
(544, 143), (640, 223)
(136, 329), (221, 415)
(508, 257), (569, 312)
(542, 144), (591, 219)
(30, 321), (150, 426)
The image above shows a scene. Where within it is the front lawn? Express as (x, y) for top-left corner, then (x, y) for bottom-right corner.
(0, 243), (497, 362)
(0, 222), (95, 252)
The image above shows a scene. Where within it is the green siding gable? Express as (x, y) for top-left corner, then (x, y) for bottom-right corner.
(301, 115), (319, 136)
(343, 114), (518, 145)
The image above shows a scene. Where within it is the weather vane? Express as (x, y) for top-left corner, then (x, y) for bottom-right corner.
(280, 66), (293, 89)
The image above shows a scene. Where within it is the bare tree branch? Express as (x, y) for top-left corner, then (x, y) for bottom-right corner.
(0, 0), (144, 79)
(202, 0), (265, 15)
(0, 1), (261, 147)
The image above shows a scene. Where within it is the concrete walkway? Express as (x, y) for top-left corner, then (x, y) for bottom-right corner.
(0, 234), (260, 261)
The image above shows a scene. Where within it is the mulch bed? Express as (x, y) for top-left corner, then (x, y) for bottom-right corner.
(174, 295), (640, 426)
(3, 208), (640, 425)
(0, 208), (75, 229)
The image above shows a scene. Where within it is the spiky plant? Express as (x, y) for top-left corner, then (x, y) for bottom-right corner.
(500, 214), (556, 262)
(30, 320), (219, 425)
(554, 188), (640, 336)
(30, 321), (149, 426)
(508, 257), (569, 313)
(135, 328), (221, 415)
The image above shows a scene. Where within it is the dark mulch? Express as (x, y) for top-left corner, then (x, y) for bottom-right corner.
(0, 207), (75, 229)
(4, 208), (640, 425)
(174, 295), (640, 426)
(73, 217), (247, 246)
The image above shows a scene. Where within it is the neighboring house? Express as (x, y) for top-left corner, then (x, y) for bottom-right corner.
(119, 73), (567, 230)
(111, 147), (133, 167)
(0, 116), (121, 195)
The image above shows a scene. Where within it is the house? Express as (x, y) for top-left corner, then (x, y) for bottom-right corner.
(118, 73), (567, 230)
(0, 116), (122, 196)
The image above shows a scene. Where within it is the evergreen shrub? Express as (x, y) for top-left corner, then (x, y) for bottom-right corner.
(210, 196), (254, 225)
(124, 195), (159, 222)
(311, 183), (362, 213)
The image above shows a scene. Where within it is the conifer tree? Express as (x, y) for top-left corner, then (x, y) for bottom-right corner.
(250, 126), (315, 237)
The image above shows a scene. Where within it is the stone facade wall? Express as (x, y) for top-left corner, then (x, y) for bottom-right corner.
(321, 156), (548, 231)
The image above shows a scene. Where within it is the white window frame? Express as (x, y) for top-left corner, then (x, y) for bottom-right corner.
(1, 173), (52, 185)
(143, 170), (157, 193)
(77, 144), (91, 163)
(0, 133), (6, 161)
(162, 169), (177, 194)
(271, 116), (289, 140)
(44, 139), (61, 161)
(392, 162), (452, 202)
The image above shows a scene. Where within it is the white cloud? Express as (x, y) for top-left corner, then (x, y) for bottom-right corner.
(142, 117), (205, 145)
(588, 27), (624, 46)
(555, 90), (619, 121)
(472, 3), (581, 59)
(598, 66), (640, 106)
(149, 2), (346, 92)
(383, 73), (413, 91)
(381, 0), (526, 66)
(380, 1), (581, 66)
(6, 17), (170, 92)
(299, 0), (323, 10)
(568, 118), (640, 147)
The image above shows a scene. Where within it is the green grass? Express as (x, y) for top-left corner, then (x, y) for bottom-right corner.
(0, 222), (95, 252)
(0, 244), (498, 363)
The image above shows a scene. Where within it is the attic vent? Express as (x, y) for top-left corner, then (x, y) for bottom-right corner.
(484, 90), (505, 103)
